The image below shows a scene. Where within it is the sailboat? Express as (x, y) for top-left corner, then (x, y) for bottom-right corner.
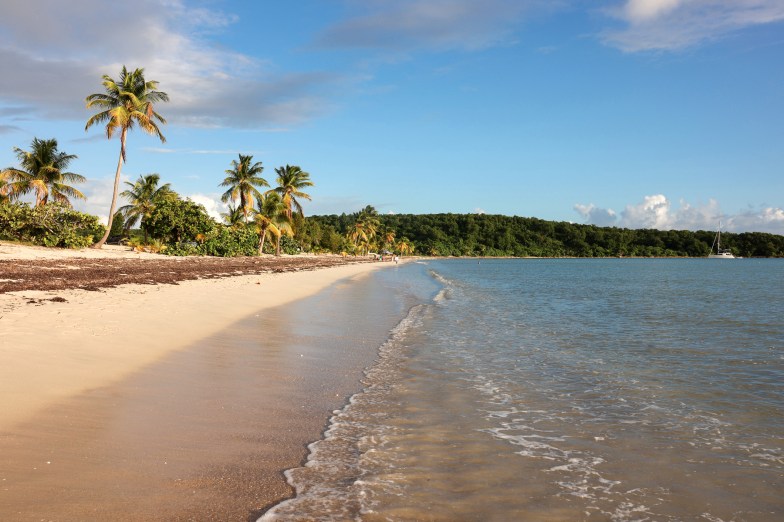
(708, 223), (735, 259)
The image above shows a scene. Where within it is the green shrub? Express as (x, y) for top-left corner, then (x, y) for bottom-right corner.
(0, 202), (105, 248)
(200, 225), (258, 257)
(144, 197), (215, 244)
(164, 225), (258, 257)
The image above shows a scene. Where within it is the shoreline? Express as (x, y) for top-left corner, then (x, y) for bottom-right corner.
(0, 244), (405, 520)
(0, 249), (387, 430)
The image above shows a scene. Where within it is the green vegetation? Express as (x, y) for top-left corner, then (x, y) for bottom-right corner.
(267, 165), (313, 220)
(118, 174), (173, 242)
(220, 154), (268, 223)
(2, 64), (782, 258)
(85, 66), (169, 248)
(304, 212), (784, 258)
(0, 202), (104, 248)
(1, 138), (85, 207)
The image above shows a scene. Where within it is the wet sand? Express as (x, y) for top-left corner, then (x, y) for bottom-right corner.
(0, 245), (402, 520)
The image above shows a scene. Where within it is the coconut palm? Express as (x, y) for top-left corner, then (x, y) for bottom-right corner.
(347, 206), (380, 254)
(85, 66), (169, 248)
(117, 173), (172, 242)
(382, 229), (396, 250)
(2, 138), (85, 207)
(0, 172), (11, 204)
(220, 154), (268, 223)
(255, 192), (291, 256)
(221, 203), (246, 228)
(397, 238), (414, 256)
(0, 171), (11, 205)
(268, 165), (313, 220)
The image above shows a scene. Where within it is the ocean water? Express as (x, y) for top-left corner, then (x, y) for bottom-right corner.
(261, 259), (784, 521)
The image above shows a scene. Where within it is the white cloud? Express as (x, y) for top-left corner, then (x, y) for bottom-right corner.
(0, 0), (337, 127)
(574, 194), (784, 234)
(573, 203), (618, 227)
(604, 0), (784, 52)
(72, 174), (131, 225)
(624, 0), (683, 23)
(726, 206), (784, 234)
(186, 193), (226, 221)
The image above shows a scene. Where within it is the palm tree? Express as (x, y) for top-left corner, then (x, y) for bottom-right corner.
(397, 238), (414, 256)
(382, 228), (396, 250)
(347, 221), (368, 249)
(117, 173), (172, 242)
(268, 165), (313, 220)
(2, 138), (85, 207)
(255, 192), (291, 256)
(347, 206), (380, 254)
(220, 154), (268, 222)
(0, 171), (11, 204)
(85, 66), (168, 248)
(221, 203), (246, 229)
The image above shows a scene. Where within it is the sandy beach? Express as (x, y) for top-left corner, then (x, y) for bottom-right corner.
(0, 244), (396, 520)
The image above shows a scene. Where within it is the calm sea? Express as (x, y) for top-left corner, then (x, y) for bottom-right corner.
(262, 259), (784, 521)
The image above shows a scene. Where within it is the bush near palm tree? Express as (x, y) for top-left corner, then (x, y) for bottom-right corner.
(118, 173), (172, 242)
(268, 165), (313, 220)
(255, 192), (291, 256)
(0, 202), (103, 248)
(85, 66), (169, 248)
(144, 196), (214, 245)
(2, 138), (85, 207)
(220, 154), (268, 223)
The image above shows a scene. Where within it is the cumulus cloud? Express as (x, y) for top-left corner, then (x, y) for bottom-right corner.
(603, 0), (784, 52)
(574, 194), (784, 234)
(0, 0), (336, 127)
(726, 206), (784, 234)
(187, 193), (226, 222)
(316, 0), (541, 52)
(72, 174), (131, 225)
(573, 203), (618, 227)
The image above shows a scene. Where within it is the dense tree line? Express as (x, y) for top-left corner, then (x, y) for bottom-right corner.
(302, 212), (784, 258)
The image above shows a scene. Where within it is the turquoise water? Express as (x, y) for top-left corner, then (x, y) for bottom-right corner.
(263, 259), (784, 521)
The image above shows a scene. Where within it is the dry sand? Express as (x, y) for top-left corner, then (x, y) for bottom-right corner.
(0, 244), (397, 520)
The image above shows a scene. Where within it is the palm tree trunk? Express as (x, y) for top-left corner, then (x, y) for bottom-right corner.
(93, 129), (127, 249)
(258, 229), (267, 255)
(275, 234), (281, 256)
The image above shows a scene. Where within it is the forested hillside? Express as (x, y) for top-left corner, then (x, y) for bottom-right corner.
(302, 212), (784, 257)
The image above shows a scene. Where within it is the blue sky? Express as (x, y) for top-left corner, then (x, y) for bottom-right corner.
(1, 0), (783, 233)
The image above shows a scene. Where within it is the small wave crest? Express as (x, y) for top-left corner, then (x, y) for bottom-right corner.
(259, 302), (431, 521)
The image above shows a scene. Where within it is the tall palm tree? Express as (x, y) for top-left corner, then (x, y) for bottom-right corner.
(220, 154), (268, 222)
(268, 165), (313, 219)
(255, 192), (291, 256)
(2, 138), (85, 207)
(85, 66), (168, 248)
(117, 173), (172, 242)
